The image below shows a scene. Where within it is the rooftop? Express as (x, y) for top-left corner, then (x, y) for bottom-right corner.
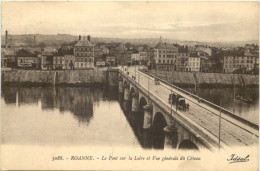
(74, 38), (94, 47)
(189, 53), (200, 57)
(154, 42), (178, 50)
(224, 50), (244, 57)
(2, 48), (16, 56)
(17, 49), (37, 57)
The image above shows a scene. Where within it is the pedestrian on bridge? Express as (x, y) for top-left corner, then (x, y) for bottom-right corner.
(186, 103), (189, 111)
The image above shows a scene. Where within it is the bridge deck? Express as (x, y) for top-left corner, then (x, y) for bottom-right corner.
(122, 66), (259, 147)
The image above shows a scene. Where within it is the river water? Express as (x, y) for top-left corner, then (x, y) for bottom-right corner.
(1, 85), (162, 149)
(1, 84), (258, 149)
(182, 86), (259, 124)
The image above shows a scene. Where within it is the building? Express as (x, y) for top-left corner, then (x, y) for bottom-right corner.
(195, 45), (212, 56)
(245, 44), (258, 53)
(74, 35), (94, 69)
(176, 52), (190, 71)
(137, 44), (150, 53)
(200, 51), (224, 73)
(41, 51), (53, 70)
(53, 52), (64, 70)
(154, 40), (178, 70)
(114, 51), (133, 66)
(103, 47), (110, 54)
(53, 47), (75, 70)
(43, 46), (57, 53)
(96, 59), (106, 67)
(131, 53), (140, 65)
(187, 54), (200, 71)
(1, 48), (16, 68)
(139, 51), (149, 65)
(105, 56), (116, 66)
(176, 46), (190, 71)
(62, 47), (75, 69)
(17, 49), (38, 69)
(223, 51), (257, 73)
(200, 56), (211, 72)
(94, 46), (104, 66)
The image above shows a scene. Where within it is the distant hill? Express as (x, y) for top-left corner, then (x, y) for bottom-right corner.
(1, 34), (258, 48)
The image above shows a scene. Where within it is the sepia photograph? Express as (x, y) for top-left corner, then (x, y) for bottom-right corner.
(0, 1), (259, 170)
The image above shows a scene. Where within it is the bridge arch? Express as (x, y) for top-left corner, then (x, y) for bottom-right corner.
(152, 112), (167, 149)
(178, 139), (199, 150)
(123, 80), (128, 86)
(130, 87), (135, 95)
(139, 97), (148, 109)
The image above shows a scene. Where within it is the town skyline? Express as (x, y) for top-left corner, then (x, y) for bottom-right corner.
(2, 1), (259, 42)
(1, 33), (259, 43)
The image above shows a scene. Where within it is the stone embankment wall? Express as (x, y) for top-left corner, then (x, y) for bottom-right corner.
(2, 69), (119, 86)
(150, 70), (195, 86)
(148, 70), (258, 87)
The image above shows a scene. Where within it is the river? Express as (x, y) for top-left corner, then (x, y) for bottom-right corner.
(1, 84), (258, 149)
(1, 85), (162, 149)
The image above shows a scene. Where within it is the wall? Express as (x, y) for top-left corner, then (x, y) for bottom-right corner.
(1, 69), (119, 86)
(147, 70), (258, 87)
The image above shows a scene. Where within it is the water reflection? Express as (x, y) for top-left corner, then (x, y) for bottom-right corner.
(2, 85), (140, 147)
(118, 93), (169, 150)
(3, 84), (254, 149)
(2, 85), (94, 125)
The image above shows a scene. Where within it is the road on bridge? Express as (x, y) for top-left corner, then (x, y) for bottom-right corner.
(121, 65), (259, 148)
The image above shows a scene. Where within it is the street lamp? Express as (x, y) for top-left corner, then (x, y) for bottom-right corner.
(219, 98), (222, 150)
(232, 66), (235, 113)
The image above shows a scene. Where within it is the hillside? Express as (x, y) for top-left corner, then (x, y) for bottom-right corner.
(1, 34), (258, 47)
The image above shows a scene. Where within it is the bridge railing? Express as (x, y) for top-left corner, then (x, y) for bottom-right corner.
(120, 68), (221, 149)
(139, 68), (259, 130)
(120, 66), (258, 147)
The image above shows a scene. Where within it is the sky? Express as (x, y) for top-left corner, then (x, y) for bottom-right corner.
(1, 1), (259, 42)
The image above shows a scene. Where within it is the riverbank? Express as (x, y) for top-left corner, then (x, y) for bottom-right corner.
(142, 69), (259, 87)
(1, 69), (119, 86)
(2, 68), (258, 88)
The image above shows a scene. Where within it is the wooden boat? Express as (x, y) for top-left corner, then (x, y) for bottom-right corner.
(235, 95), (253, 103)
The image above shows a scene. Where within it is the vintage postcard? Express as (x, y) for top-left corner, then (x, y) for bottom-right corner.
(0, 1), (259, 170)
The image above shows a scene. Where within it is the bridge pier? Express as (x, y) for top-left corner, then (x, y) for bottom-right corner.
(142, 103), (153, 149)
(124, 84), (130, 101)
(118, 77), (123, 93)
(143, 103), (153, 129)
(131, 91), (139, 112)
(163, 126), (178, 150)
(143, 128), (153, 149)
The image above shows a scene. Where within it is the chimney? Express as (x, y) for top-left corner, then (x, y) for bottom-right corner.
(79, 35), (81, 41)
(87, 35), (90, 41)
(34, 35), (36, 46)
(5, 30), (8, 48)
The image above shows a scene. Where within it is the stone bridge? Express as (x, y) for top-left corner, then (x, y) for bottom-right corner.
(118, 70), (214, 151)
(116, 67), (259, 151)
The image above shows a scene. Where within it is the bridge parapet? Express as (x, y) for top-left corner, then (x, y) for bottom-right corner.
(118, 69), (258, 151)
(119, 70), (218, 151)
